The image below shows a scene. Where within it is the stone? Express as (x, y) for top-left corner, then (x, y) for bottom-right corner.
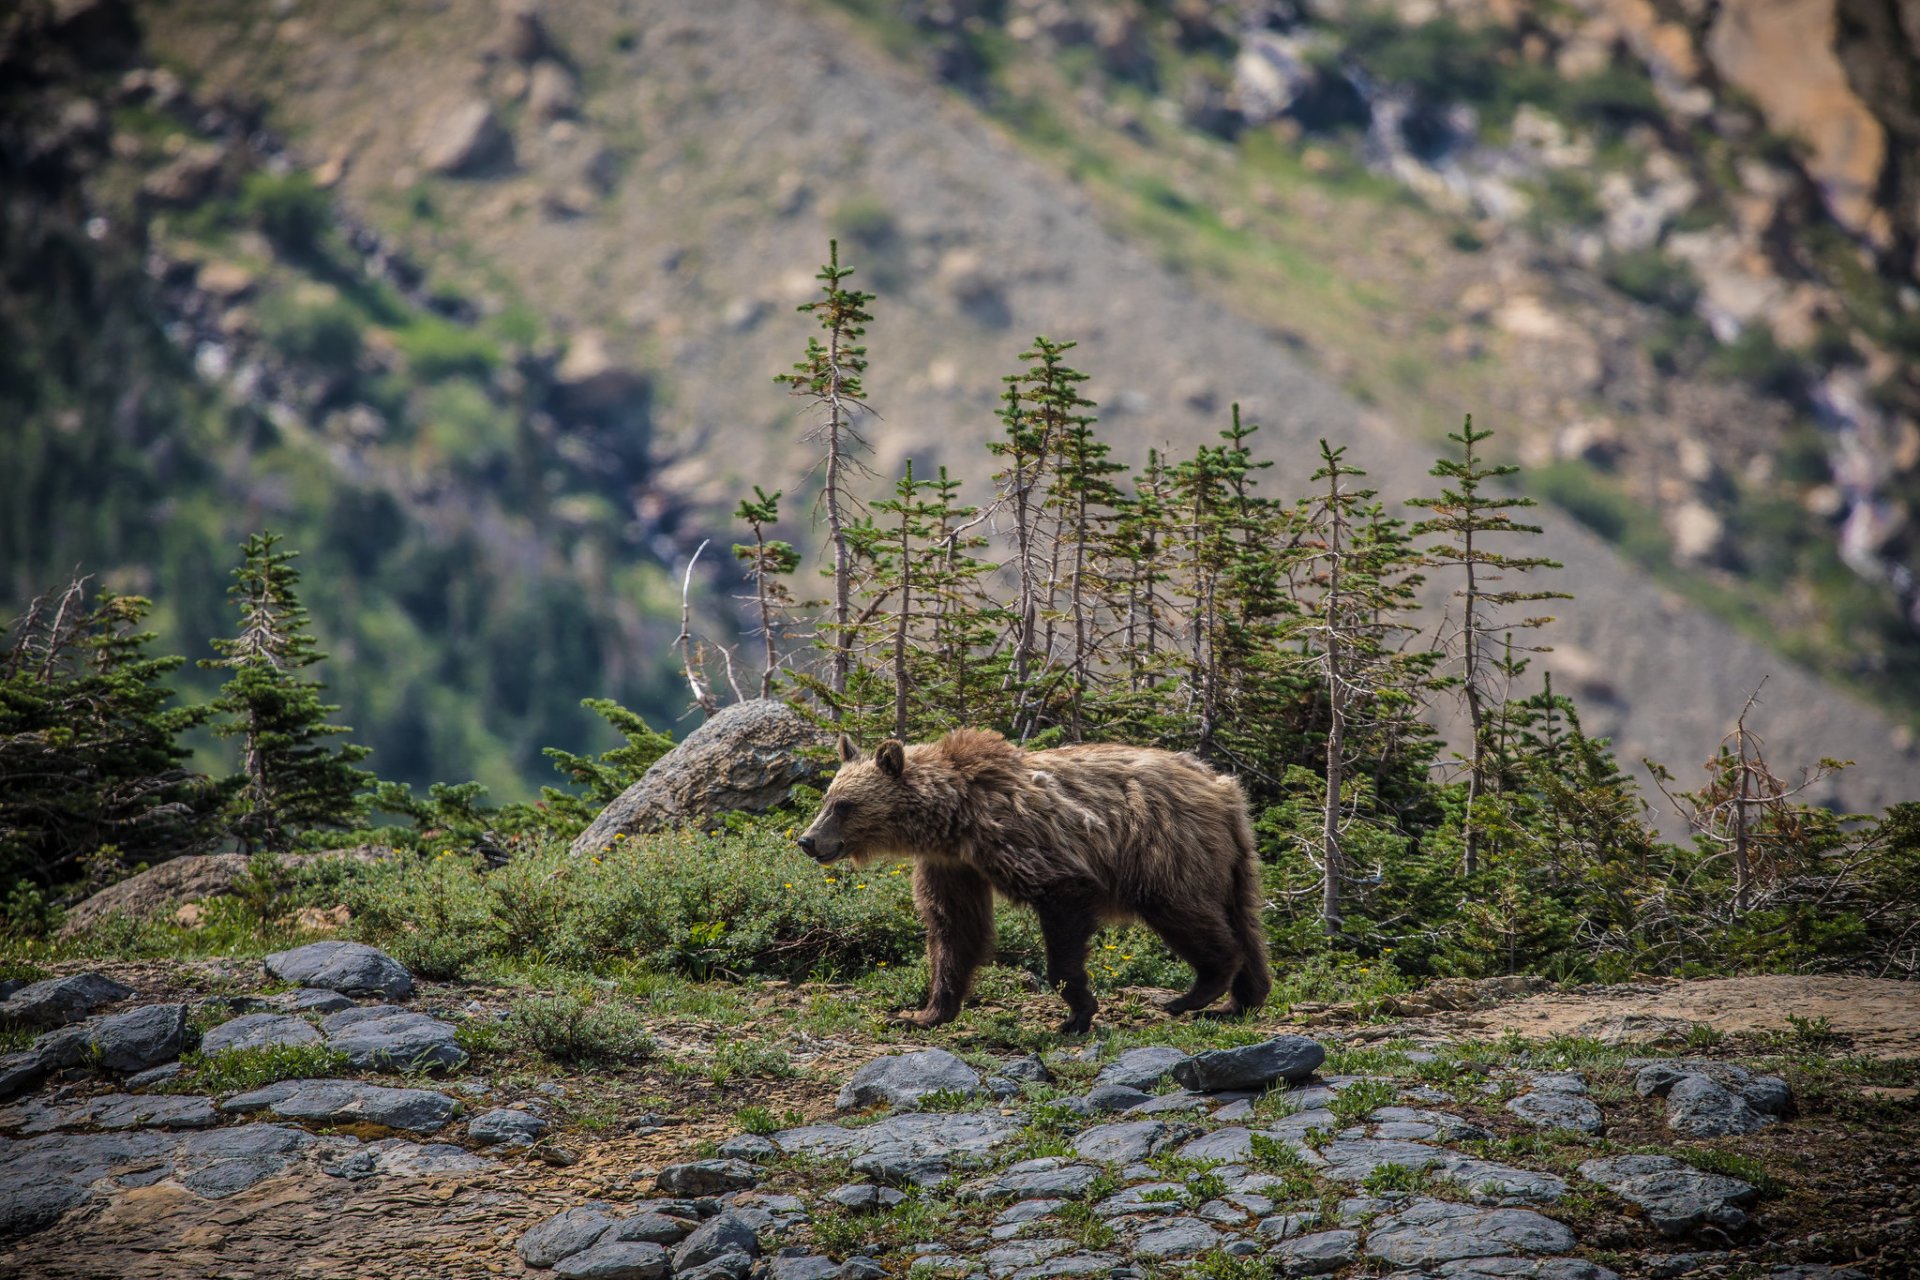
(269, 987), (356, 1014)
(125, 1061), (183, 1090)
(1526, 1072), (1588, 1095)
(1578, 1154), (1757, 1236)
(1071, 1121), (1174, 1164)
(829, 1183), (904, 1211)
(0, 1052), (51, 1101)
(1092, 1183), (1185, 1219)
(527, 59), (579, 120)
(417, 98), (512, 176)
(1129, 1217), (1219, 1257)
(267, 941), (412, 999)
(0, 1174), (91, 1237)
(1740, 1075), (1792, 1116)
(519, 1205), (619, 1268)
(199, 1012), (323, 1055)
(141, 143), (226, 204)
(775, 1111), (1018, 1172)
(604, 1213), (692, 1245)
(1664, 1075), (1772, 1137)
(1092, 1047), (1189, 1091)
(1275, 1229), (1359, 1275)
(469, 1107), (548, 1146)
(767, 1258), (840, 1280)
(675, 1254), (754, 1280)
(658, 1158), (758, 1194)
(0, 973), (133, 1026)
(984, 1237), (1072, 1276)
(572, 701), (824, 853)
(851, 1151), (950, 1187)
(1366, 1200), (1576, 1268)
(175, 1123), (318, 1198)
(58, 856), (254, 937)
(1313, 1137), (1567, 1203)
(1005, 1253), (1122, 1280)
(37, 1002), (187, 1073)
(1125, 1091), (1212, 1116)
(1170, 1037), (1325, 1092)
(995, 1199), (1065, 1230)
(1370, 1107), (1491, 1143)
(837, 1049), (980, 1111)
(1176, 1126), (1261, 1164)
(1506, 1091), (1605, 1136)
(320, 1005), (464, 1071)
(1633, 1060), (1749, 1098)
(223, 1078), (458, 1132)
(717, 1133), (778, 1161)
(17, 1093), (218, 1132)
(673, 1212), (762, 1272)
(1082, 1084), (1151, 1113)
(963, 1160), (1104, 1202)
(1000, 1054), (1051, 1084)
(554, 1241), (671, 1280)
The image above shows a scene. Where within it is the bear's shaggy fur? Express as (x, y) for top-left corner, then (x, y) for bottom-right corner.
(796, 728), (1272, 1033)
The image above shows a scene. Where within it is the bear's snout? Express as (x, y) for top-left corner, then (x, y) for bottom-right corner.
(796, 833), (817, 855)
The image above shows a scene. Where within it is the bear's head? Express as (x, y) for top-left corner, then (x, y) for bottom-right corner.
(796, 735), (912, 865)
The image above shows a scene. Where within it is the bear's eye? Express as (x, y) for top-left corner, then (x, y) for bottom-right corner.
(833, 800), (852, 819)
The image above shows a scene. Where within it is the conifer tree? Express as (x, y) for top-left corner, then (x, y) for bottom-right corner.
(776, 241), (876, 717)
(1409, 417), (1568, 875)
(203, 532), (371, 851)
(871, 461), (944, 740)
(916, 466), (1001, 733)
(1, 580), (222, 885)
(733, 487), (801, 698)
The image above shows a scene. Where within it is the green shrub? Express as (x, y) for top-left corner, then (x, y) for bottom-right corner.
(393, 320), (502, 382)
(1602, 249), (1701, 314)
(182, 1042), (350, 1093)
(259, 294), (364, 371)
(503, 993), (655, 1065)
(239, 172), (332, 258)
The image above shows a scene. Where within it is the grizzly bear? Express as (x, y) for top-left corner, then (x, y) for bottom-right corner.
(796, 728), (1272, 1034)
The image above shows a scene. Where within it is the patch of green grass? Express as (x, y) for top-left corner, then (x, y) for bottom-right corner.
(1679, 1147), (1781, 1196)
(1053, 1198), (1117, 1250)
(501, 994), (655, 1067)
(1327, 1077), (1398, 1126)
(706, 1038), (797, 1085)
(735, 1105), (805, 1135)
(1362, 1161), (1433, 1194)
(179, 1042), (351, 1093)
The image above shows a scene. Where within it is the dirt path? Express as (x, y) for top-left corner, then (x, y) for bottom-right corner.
(1381, 974), (1920, 1058)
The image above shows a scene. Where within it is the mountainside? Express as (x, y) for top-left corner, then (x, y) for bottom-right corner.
(4, 0), (1918, 810)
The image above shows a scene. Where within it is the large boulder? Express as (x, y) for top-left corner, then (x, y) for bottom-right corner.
(266, 942), (412, 999)
(0, 973), (133, 1026)
(836, 1049), (981, 1111)
(417, 98), (513, 176)
(60, 849), (388, 938)
(571, 700), (826, 854)
(1170, 1037), (1324, 1093)
(320, 1005), (465, 1071)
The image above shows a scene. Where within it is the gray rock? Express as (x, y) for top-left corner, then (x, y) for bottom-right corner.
(79, 1093), (218, 1131)
(1366, 1199), (1576, 1268)
(985, 1237), (1073, 1276)
(994, 1198), (1065, 1231)
(604, 1213), (692, 1245)
(833, 1258), (886, 1280)
(1170, 1037), (1325, 1092)
(1526, 1072), (1587, 1095)
(418, 98), (513, 176)
(1315, 1137), (1567, 1203)
(675, 1253), (755, 1280)
(1578, 1153), (1758, 1236)
(0, 1174), (91, 1237)
(1506, 1091), (1605, 1136)
(266, 942), (412, 999)
(1665, 1075), (1772, 1137)
(200, 1012), (323, 1055)
(1125, 1090), (1212, 1116)
(469, 1107), (548, 1146)
(1256, 1212), (1323, 1239)
(1740, 1075), (1792, 1117)
(851, 1151), (950, 1187)
(519, 1205), (619, 1267)
(673, 1212), (762, 1272)
(0, 973), (133, 1027)
(571, 701), (824, 853)
(125, 1061), (183, 1089)
(1633, 1060), (1748, 1098)
(1001, 1054), (1051, 1084)
(1275, 1229), (1359, 1275)
(1211, 1099), (1255, 1122)
(828, 1182), (905, 1211)
(1370, 1107), (1491, 1143)
(1129, 1217), (1219, 1257)
(837, 1049), (980, 1110)
(37, 1002), (187, 1073)
(269, 987), (356, 1014)
(223, 1078), (459, 1132)
(320, 1005), (465, 1071)
(1092, 1047), (1189, 1091)
(964, 1159), (1104, 1202)
(1197, 1197), (1244, 1224)
(767, 1255), (840, 1280)
(1177, 1126), (1261, 1163)
(175, 1123), (319, 1198)
(986, 1076), (1021, 1100)
(717, 1133), (779, 1161)
(1006, 1252), (1122, 1280)
(1093, 1183), (1185, 1219)
(657, 1159), (757, 1195)
(1071, 1120), (1174, 1164)
(554, 1241), (671, 1280)
(326, 1137), (491, 1179)
(1081, 1084), (1151, 1113)
(775, 1111), (1019, 1176)
(1435, 1262), (1621, 1280)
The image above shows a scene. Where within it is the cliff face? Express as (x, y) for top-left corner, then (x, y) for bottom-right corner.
(6, 0), (1918, 807)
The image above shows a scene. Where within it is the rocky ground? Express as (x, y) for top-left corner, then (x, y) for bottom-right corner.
(1, 943), (1913, 1278)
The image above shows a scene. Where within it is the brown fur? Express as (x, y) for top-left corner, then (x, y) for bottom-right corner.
(797, 728), (1273, 1033)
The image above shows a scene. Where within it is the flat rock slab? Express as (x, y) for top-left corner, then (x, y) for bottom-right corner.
(1578, 1153), (1757, 1236)
(555, 1240), (672, 1279)
(1430, 1261), (1621, 1279)
(837, 1049), (980, 1110)
(1071, 1120), (1177, 1164)
(325, 1137), (492, 1179)
(963, 1159), (1105, 1202)
(657, 1158), (757, 1194)
(268, 987), (357, 1013)
(1365, 1199), (1576, 1268)
(173, 1123), (322, 1198)
(1663, 1075), (1772, 1137)
(0, 974), (134, 1027)
(1274, 1228), (1359, 1275)
(224, 1078), (459, 1132)
(320, 1005), (465, 1071)
(1171, 1037), (1325, 1092)
(775, 1111), (1019, 1165)
(1633, 1060), (1750, 1097)
(37, 1002), (187, 1073)
(469, 1107), (548, 1146)
(1370, 1107), (1491, 1143)
(1316, 1137), (1568, 1202)
(519, 1205), (619, 1267)
(265, 942), (412, 999)
(1506, 1091), (1605, 1136)
(1093, 1047), (1190, 1091)
(0, 1093), (218, 1135)
(673, 1212), (762, 1271)
(1128, 1216), (1219, 1257)
(200, 1012), (323, 1055)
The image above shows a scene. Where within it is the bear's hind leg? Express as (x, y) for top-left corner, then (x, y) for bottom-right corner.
(1034, 901), (1099, 1035)
(1143, 907), (1238, 1016)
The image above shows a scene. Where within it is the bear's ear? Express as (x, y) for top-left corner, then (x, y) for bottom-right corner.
(876, 739), (906, 779)
(837, 734), (860, 764)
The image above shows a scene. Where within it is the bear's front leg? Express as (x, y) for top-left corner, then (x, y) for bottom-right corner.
(1035, 900), (1099, 1035)
(907, 861), (995, 1028)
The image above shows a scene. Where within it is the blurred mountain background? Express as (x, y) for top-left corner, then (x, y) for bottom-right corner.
(3, 0), (1917, 807)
